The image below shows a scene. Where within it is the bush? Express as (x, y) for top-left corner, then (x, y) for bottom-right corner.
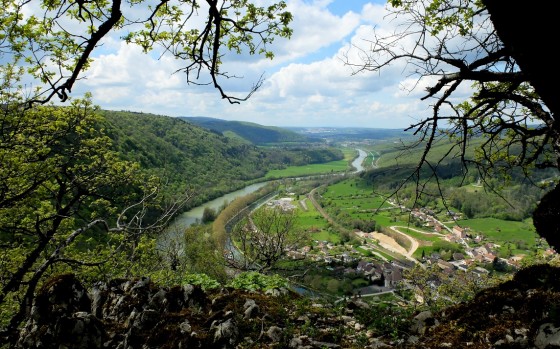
(227, 272), (288, 291)
(182, 273), (221, 290)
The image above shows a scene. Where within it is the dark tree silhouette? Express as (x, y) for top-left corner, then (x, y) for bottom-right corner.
(483, 0), (560, 250)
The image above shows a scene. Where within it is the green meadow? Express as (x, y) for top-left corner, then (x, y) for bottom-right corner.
(264, 147), (357, 179)
(264, 160), (350, 178)
(457, 218), (539, 247)
(395, 227), (443, 242)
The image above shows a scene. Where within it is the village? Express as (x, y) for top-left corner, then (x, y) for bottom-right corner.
(270, 196), (556, 297)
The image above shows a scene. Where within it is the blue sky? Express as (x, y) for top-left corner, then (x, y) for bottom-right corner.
(74, 0), (441, 129)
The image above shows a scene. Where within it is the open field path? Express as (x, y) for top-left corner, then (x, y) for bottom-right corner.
(307, 185), (423, 266)
(389, 226), (419, 258)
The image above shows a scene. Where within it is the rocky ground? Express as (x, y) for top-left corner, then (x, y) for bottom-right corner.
(14, 274), (383, 349)
(404, 263), (560, 349)
(11, 264), (560, 348)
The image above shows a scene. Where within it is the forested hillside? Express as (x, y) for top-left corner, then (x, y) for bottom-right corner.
(360, 137), (558, 221)
(182, 116), (313, 145)
(100, 111), (343, 207)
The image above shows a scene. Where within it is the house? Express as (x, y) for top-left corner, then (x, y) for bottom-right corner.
(383, 264), (403, 288)
(450, 260), (468, 270)
(545, 248), (556, 255)
(267, 197), (296, 211)
(287, 251), (305, 260)
(445, 234), (461, 243)
(452, 226), (467, 239)
(340, 253), (355, 263)
(437, 259), (455, 271)
(508, 255), (524, 267)
(428, 252), (441, 264)
(483, 253), (497, 263)
(475, 246), (491, 255)
(356, 261), (370, 273)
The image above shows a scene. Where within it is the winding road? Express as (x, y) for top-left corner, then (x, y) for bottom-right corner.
(305, 148), (450, 267)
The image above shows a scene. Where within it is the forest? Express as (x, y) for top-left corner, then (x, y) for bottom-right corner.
(101, 110), (344, 208)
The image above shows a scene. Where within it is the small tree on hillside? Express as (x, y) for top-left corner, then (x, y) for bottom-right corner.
(0, 95), (192, 344)
(226, 206), (302, 272)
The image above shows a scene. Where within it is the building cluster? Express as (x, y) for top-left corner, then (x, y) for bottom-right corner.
(410, 208), (447, 233)
(267, 197), (297, 211)
(355, 260), (404, 288)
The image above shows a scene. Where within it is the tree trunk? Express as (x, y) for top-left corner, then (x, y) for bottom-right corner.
(484, 0), (560, 251)
(483, 0), (559, 118)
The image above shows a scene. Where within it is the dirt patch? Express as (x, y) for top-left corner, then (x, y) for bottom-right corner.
(371, 232), (407, 255)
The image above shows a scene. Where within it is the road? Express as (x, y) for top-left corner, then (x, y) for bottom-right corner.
(307, 186), (423, 266)
(389, 226), (420, 258)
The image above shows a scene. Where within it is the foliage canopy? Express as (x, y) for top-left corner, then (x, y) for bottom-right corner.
(1, 0), (292, 105)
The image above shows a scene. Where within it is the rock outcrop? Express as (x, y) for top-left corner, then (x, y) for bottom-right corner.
(15, 274), (380, 348)
(14, 264), (560, 349)
(403, 264), (560, 349)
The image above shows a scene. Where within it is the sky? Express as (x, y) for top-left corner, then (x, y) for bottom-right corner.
(73, 0), (442, 129)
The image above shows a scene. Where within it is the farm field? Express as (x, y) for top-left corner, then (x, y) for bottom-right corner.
(264, 160), (350, 178)
(395, 227), (443, 242)
(264, 148), (356, 179)
(294, 198), (340, 243)
(457, 218), (539, 248)
(315, 174), (542, 260)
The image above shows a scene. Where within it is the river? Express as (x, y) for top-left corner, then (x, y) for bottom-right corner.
(351, 148), (368, 173)
(159, 148), (368, 249)
(158, 182), (268, 250)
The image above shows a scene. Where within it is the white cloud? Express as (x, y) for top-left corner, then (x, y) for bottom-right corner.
(66, 0), (462, 129)
(250, 0), (362, 67)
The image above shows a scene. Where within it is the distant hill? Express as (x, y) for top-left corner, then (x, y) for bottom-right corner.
(181, 117), (315, 145)
(288, 127), (412, 142)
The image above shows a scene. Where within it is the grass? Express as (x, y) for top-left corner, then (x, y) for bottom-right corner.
(280, 141), (542, 260)
(341, 147), (358, 160)
(371, 211), (412, 228)
(396, 227), (444, 242)
(363, 154), (375, 169)
(319, 174), (540, 253)
(457, 217), (539, 247)
(264, 147), (357, 179)
(367, 292), (398, 302)
(414, 246), (435, 259)
(294, 198), (339, 243)
(374, 137), (483, 169)
(264, 160), (350, 178)
(370, 248), (395, 261)
(311, 230), (341, 244)
(296, 199), (329, 230)
(356, 240), (401, 262)
(322, 178), (373, 197)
